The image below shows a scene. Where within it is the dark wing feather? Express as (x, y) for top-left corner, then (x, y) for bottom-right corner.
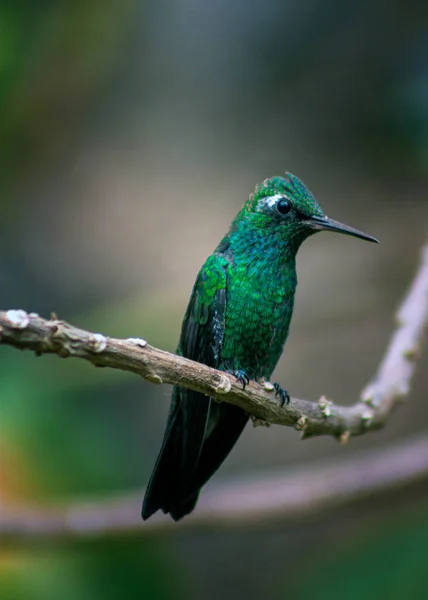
(142, 255), (228, 520)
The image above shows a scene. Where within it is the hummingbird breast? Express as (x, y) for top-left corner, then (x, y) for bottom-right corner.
(220, 257), (297, 380)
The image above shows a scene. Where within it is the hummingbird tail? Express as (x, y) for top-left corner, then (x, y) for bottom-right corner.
(141, 405), (181, 521)
(142, 387), (210, 521)
(142, 391), (249, 521)
(168, 492), (199, 521)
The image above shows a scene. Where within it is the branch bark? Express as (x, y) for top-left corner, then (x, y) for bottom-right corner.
(0, 243), (428, 440)
(2, 433), (428, 541)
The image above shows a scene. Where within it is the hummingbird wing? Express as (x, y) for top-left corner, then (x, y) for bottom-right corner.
(142, 254), (232, 520)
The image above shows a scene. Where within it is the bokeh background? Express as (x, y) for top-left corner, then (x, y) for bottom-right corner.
(1, 1), (428, 598)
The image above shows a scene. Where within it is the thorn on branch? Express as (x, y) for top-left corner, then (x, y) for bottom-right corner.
(127, 338), (147, 348)
(88, 333), (108, 353)
(403, 346), (419, 360)
(339, 431), (350, 445)
(318, 396), (333, 417)
(361, 409), (374, 425)
(145, 373), (163, 384)
(294, 416), (308, 431)
(361, 386), (375, 405)
(251, 416), (271, 428)
(214, 374), (232, 394)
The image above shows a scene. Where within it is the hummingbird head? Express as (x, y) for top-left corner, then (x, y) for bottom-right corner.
(235, 172), (379, 249)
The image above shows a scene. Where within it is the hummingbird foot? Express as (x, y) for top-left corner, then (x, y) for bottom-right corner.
(273, 383), (290, 407)
(232, 369), (250, 390)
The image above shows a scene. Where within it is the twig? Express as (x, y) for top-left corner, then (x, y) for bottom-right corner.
(0, 243), (428, 440)
(1, 432), (428, 541)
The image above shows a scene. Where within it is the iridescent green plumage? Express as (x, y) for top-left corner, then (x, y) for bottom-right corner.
(142, 172), (378, 521)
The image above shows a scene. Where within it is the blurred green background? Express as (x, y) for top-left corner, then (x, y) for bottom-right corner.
(1, 0), (428, 598)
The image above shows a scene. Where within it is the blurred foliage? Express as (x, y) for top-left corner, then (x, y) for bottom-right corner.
(290, 503), (428, 600)
(0, 0), (135, 184)
(1, 539), (182, 600)
(1, 0), (428, 599)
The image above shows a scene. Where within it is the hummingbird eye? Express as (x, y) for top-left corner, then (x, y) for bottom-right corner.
(277, 198), (292, 215)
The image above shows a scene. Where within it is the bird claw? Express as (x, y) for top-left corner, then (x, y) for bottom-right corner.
(233, 369), (250, 390)
(273, 383), (290, 407)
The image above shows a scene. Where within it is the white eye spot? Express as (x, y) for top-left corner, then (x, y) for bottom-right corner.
(265, 194), (284, 208)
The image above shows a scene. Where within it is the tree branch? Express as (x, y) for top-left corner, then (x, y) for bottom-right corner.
(2, 432), (428, 541)
(1, 243), (428, 440)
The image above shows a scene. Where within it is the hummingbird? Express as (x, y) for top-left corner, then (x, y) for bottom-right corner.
(142, 172), (378, 521)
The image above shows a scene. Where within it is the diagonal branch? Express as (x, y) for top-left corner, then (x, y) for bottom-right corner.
(0, 243), (428, 440)
(2, 432), (428, 541)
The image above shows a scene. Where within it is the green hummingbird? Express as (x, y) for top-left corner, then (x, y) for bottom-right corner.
(142, 172), (378, 521)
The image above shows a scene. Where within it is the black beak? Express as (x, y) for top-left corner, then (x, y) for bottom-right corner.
(309, 215), (379, 244)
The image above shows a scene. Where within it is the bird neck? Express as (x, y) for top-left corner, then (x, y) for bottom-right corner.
(218, 220), (299, 286)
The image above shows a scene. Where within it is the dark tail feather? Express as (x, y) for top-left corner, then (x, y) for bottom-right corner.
(141, 406), (181, 521)
(169, 492), (199, 521)
(168, 404), (249, 520)
(187, 403), (249, 495)
(142, 388), (210, 521)
(142, 396), (248, 521)
(166, 406), (248, 521)
(142, 399), (201, 522)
